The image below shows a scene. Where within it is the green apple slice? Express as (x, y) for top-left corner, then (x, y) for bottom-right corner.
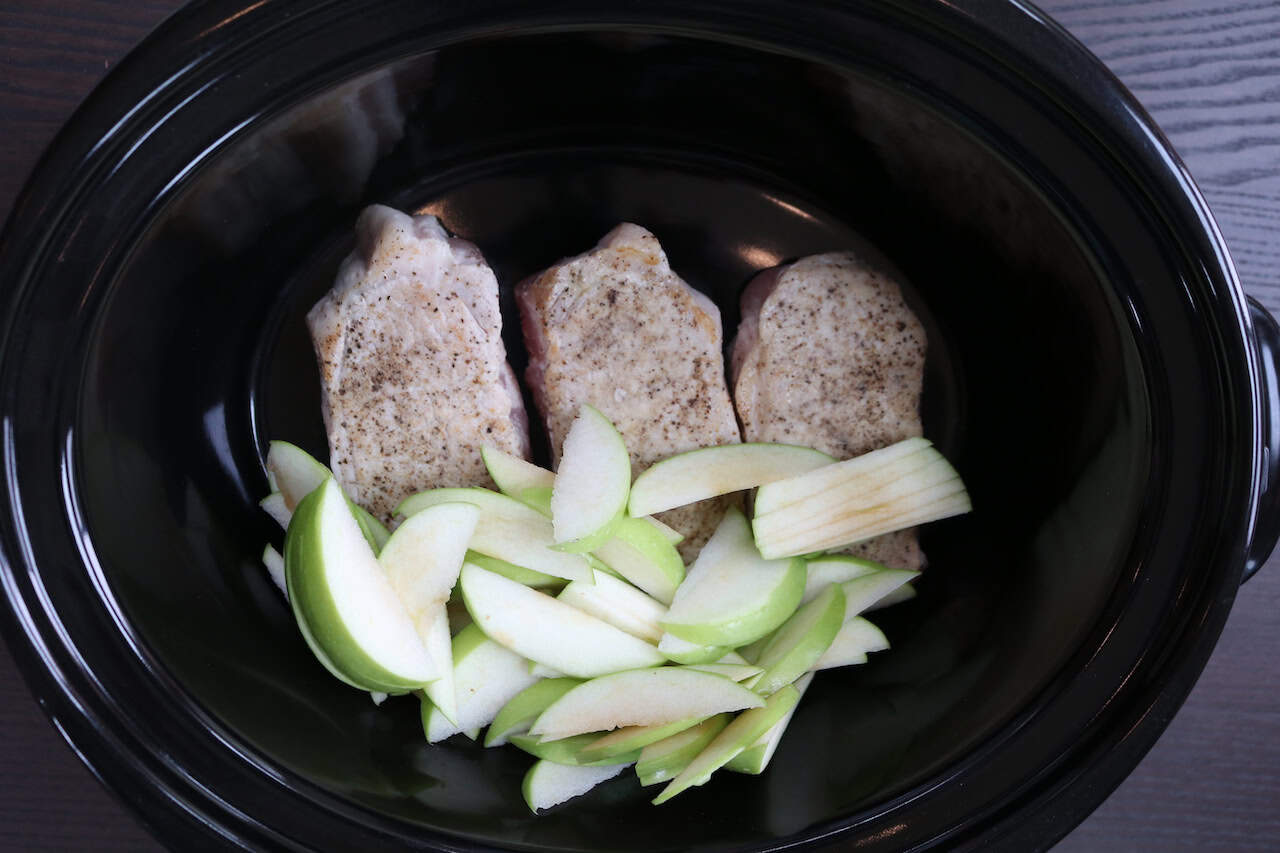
(801, 556), (884, 604)
(578, 716), (707, 763)
(419, 605), (459, 724)
(267, 440), (329, 508)
(814, 616), (890, 671)
(753, 437), (933, 515)
(752, 584), (846, 696)
(840, 569), (919, 617)
(261, 493), (292, 529)
(868, 583), (917, 610)
(376, 502), (477, 725)
(399, 488), (591, 582)
(262, 543), (287, 597)
(459, 563), (665, 678)
(463, 551), (563, 589)
(657, 632), (729, 665)
(659, 631), (732, 665)
(652, 683), (802, 804)
(509, 733), (640, 767)
(593, 517), (685, 604)
(267, 441), (390, 552)
(529, 667), (764, 741)
(486, 677), (583, 747)
(682, 663), (762, 682)
(420, 623), (538, 742)
(636, 714), (730, 786)
(482, 445), (555, 501)
(753, 440), (970, 558)
(726, 672), (812, 774)
(380, 502), (477, 618)
(284, 477), (437, 692)
(557, 569), (667, 643)
(552, 404), (631, 548)
(628, 443), (835, 518)
(661, 507), (805, 647)
(523, 761), (628, 813)
(529, 661), (566, 679)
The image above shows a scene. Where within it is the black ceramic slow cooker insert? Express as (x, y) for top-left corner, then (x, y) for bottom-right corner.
(1, 1), (1276, 850)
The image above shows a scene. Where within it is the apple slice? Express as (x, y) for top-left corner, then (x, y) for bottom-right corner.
(652, 683), (802, 804)
(523, 761), (628, 814)
(482, 445), (555, 501)
(753, 440), (970, 558)
(284, 477), (436, 692)
(558, 569), (667, 644)
(628, 444), (834, 518)
(814, 616), (890, 671)
(262, 544), (287, 597)
(529, 661), (566, 679)
(376, 502), (477, 725)
(752, 584), (846, 696)
(578, 716), (707, 763)
(726, 672), (812, 774)
(509, 733), (640, 767)
(485, 677), (583, 747)
(801, 556), (883, 604)
(658, 632), (730, 665)
(682, 663), (762, 682)
(380, 503), (477, 617)
(636, 714), (730, 787)
(868, 583), (917, 610)
(399, 488), (591, 582)
(529, 667), (764, 741)
(260, 493), (292, 529)
(419, 605), (459, 724)
(463, 551), (563, 589)
(552, 404), (631, 548)
(420, 623), (538, 742)
(840, 569), (919, 617)
(267, 441), (391, 551)
(459, 563), (665, 678)
(752, 437), (932, 515)
(593, 516), (685, 604)
(661, 508), (805, 647)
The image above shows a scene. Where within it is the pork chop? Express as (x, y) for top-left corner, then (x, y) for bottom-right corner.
(730, 252), (928, 570)
(308, 205), (530, 520)
(517, 224), (742, 558)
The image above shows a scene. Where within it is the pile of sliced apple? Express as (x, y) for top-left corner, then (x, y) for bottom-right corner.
(261, 405), (969, 813)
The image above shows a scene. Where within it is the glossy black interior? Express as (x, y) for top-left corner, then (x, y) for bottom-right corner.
(0, 2), (1260, 851)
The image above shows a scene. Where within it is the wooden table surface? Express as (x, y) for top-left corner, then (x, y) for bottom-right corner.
(1, 1), (1278, 850)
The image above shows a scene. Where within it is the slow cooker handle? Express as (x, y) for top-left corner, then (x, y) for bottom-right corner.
(1245, 296), (1280, 582)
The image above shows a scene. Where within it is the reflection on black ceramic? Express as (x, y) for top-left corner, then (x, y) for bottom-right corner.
(0, 2), (1272, 851)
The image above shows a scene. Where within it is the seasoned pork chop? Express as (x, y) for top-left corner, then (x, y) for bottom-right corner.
(518, 224), (742, 558)
(308, 205), (530, 520)
(730, 252), (927, 570)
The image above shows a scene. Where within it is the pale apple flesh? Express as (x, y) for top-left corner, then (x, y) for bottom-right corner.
(552, 404), (631, 547)
(522, 761), (629, 813)
(557, 569), (668, 643)
(627, 443), (834, 518)
(399, 488), (592, 582)
(530, 667), (765, 741)
(459, 563), (666, 678)
(421, 623), (537, 743)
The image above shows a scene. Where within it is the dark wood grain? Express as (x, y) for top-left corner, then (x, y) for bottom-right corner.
(0, 1), (1277, 850)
